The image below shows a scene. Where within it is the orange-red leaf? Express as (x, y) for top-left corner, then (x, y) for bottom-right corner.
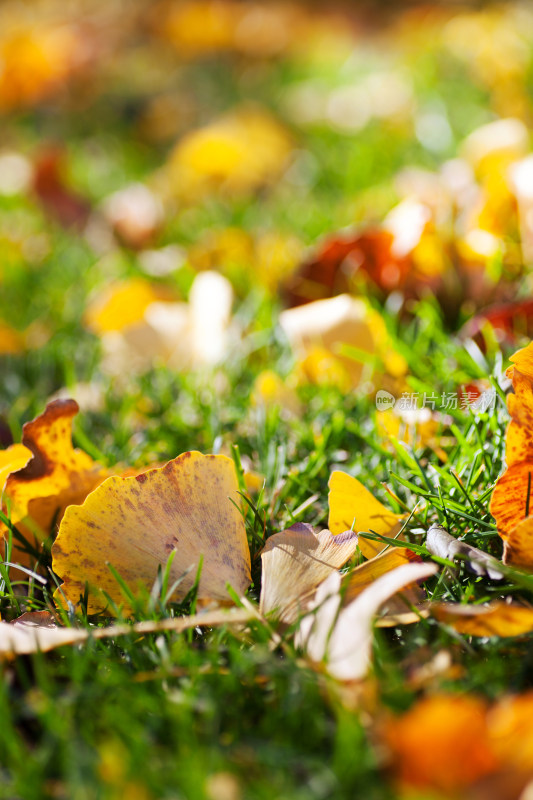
(490, 343), (533, 565)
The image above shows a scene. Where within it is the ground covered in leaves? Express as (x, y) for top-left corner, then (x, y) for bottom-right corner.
(3, 1), (533, 798)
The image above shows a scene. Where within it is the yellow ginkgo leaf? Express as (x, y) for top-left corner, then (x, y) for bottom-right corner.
(167, 109), (292, 199)
(328, 471), (404, 559)
(259, 523), (359, 623)
(251, 370), (301, 417)
(52, 451), (251, 613)
(84, 278), (176, 335)
(2, 399), (106, 563)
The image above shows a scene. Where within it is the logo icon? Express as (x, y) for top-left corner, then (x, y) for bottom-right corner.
(375, 390), (396, 410)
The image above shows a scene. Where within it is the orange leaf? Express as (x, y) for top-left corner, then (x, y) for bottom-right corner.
(52, 451), (251, 613)
(2, 399), (106, 562)
(383, 694), (498, 794)
(489, 692), (533, 774)
(490, 342), (533, 566)
(432, 601), (533, 637)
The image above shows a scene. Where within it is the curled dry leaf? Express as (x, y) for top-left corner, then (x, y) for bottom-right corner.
(328, 471), (405, 559)
(426, 524), (503, 580)
(297, 561), (437, 682)
(259, 523), (359, 623)
(52, 451), (251, 613)
(0, 607), (252, 658)
(432, 601), (533, 637)
(490, 342), (533, 568)
(1, 399), (106, 564)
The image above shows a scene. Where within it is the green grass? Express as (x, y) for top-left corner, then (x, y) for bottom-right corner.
(1, 3), (533, 798)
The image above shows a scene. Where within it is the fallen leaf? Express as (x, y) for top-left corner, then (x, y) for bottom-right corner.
(0, 25), (79, 111)
(0, 443), (31, 492)
(462, 298), (533, 350)
(251, 371), (301, 417)
(92, 272), (234, 377)
(166, 109), (292, 200)
(432, 601), (533, 637)
(461, 117), (529, 176)
(280, 294), (407, 392)
(52, 451), (251, 613)
(490, 342), (533, 567)
(383, 694), (498, 795)
(259, 523), (359, 623)
(101, 183), (164, 250)
(328, 471), (405, 559)
(342, 547), (421, 604)
(33, 147), (91, 230)
(426, 524), (503, 579)
(297, 561), (437, 681)
(497, 517), (533, 570)
(376, 405), (450, 462)
(2, 399), (106, 563)
(158, 1), (304, 59)
(282, 228), (412, 307)
(84, 278), (177, 336)
(0, 607), (252, 658)
(343, 547), (427, 626)
(488, 692), (533, 775)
